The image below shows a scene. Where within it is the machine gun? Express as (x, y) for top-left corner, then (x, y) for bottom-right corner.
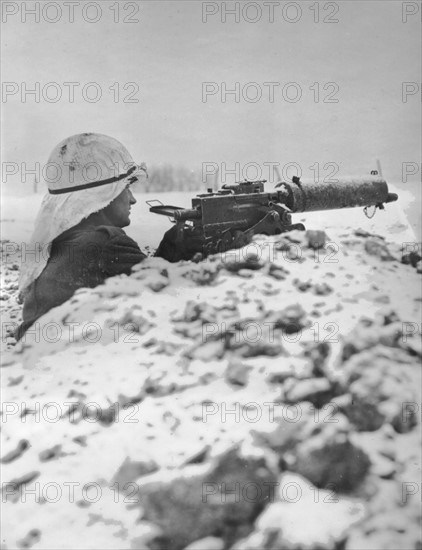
(149, 174), (398, 262)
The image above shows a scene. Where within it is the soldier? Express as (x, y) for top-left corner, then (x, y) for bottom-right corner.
(16, 133), (148, 340)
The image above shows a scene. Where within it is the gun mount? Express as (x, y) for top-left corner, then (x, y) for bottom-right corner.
(150, 175), (398, 260)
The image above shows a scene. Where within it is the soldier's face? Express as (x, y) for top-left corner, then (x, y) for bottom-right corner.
(103, 185), (137, 227)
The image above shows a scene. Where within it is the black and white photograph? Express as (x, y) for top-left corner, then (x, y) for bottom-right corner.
(1, 1), (421, 548)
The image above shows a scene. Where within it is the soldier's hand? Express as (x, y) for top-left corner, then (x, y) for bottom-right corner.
(154, 225), (204, 263)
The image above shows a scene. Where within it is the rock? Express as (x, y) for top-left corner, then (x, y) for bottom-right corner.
(16, 529), (41, 549)
(374, 294), (390, 304)
(182, 446), (210, 466)
(354, 228), (384, 239)
(304, 341), (331, 377)
(364, 238), (395, 261)
(266, 304), (307, 333)
(401, 251), (422, 267)
(390, 400), (419, 434)
(282, 229), (307, 244)
(288, 415), (371, 491)
(379, 325), (403, 348)
(354, 228), (371, 238)
(346, 529), (420, 550)
(184, 537), (225, 550)
(225, 360), (252, 386)
(39, 444), (66, 462)
(293, 278), (313, 292)
(226, 337), (283, 359)
(370, 453), (396, 479)
(187, 263), (221, 286)
(233, 473), (365, 550)
(342, 321), (404, 360)
(174, 320), (204, 339)
(122, 310), (155, 332)
(139, 446), (278, 550)
(181, 302), (218, 323)
(187, 339), (225, 361)
(1, 439), (30, 464)
(237, 269), (254, 278)
(250, 404), (314, 453)
(342, 396), (386, 432)
(306, 230), (327, 249)
(346, 478), (421, 550)
(267, 263), (289, 280)
(284, 377), (333, 407)
(338, 346), (419, 432)
(112, 456), (159, 491)
(2, 471), (40, 503)
(148, 276), (169, 291)
(221, 255), (265, 273)
(203, 318), (285, 359)
(313, 282), (333, 296)
(264, 356), (312, 385)
(377, 308), (400, 325)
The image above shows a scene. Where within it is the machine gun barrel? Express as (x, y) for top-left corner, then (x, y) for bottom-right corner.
(277, 176), (398, 213)
(151, 174), (399, 261)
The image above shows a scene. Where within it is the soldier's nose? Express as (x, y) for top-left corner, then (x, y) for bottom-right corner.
(129, 190), (137, 205)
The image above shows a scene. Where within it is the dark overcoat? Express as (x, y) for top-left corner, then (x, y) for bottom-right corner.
(17, 220), (146, 340)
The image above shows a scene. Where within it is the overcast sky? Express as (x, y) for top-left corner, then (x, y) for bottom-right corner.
(1, 0), (421, 193)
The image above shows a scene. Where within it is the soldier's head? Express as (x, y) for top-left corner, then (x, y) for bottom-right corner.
(44, 132), (146, 226)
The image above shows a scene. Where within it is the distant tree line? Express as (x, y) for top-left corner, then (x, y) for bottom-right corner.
(132, 164), (207, 193)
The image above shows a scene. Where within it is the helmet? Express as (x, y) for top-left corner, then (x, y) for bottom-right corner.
(19, 133), (147, 296)
(45, 133), (145, 194)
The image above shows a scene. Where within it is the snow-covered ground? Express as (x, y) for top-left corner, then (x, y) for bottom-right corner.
(1, 183), (421, 550)
(1, 223), (421, 550)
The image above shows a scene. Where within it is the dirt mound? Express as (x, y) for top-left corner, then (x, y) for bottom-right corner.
(1, 230), (421, 549)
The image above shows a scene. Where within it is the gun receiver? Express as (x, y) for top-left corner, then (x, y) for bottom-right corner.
(151, 175), (398, 260)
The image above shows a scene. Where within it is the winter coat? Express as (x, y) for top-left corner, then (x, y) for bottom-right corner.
(16, 221), (146, 340)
